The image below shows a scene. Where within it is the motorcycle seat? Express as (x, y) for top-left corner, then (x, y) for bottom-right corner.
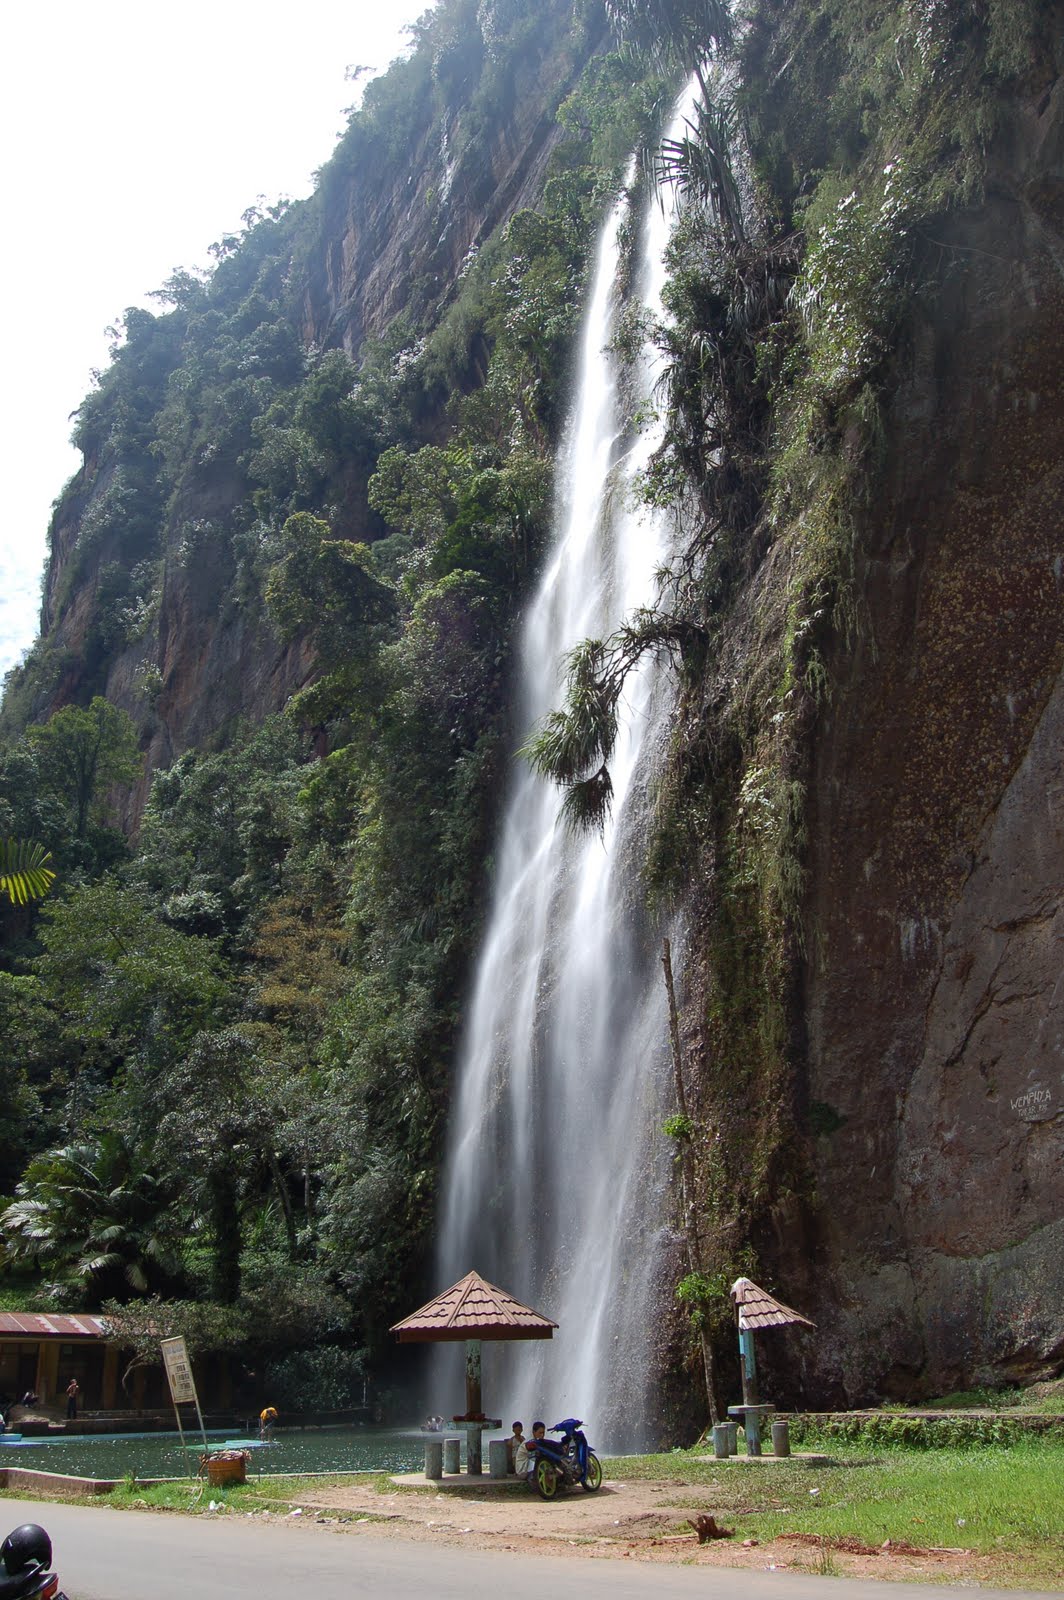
(0, 1563), (48, 1600)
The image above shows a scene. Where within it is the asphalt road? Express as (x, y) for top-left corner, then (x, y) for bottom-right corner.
(6, 1498), (1056, 1600)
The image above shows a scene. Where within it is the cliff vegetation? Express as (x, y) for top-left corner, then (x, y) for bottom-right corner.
(2, 0), (1061, 1416)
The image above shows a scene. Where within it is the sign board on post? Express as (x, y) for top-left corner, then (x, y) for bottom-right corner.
(161, 1336), (197, 1404)
(160, 1335), (208, 1462)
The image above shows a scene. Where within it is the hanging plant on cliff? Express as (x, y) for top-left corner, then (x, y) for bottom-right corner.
(522, 610), (706, 832)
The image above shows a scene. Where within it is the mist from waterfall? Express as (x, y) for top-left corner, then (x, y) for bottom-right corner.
(433, 83), (697, 1453)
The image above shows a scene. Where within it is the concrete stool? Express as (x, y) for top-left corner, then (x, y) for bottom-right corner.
(771, 1419), (791, 1457)
(488, 1438), (509, 1478)
(724, 1422), (738, 1455)
(712, 1424), (730, 1459)
(443, 1437), (461, 1474)
(424, 1439), (443, 1480)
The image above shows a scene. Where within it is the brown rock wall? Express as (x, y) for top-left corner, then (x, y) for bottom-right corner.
(801, 80), (1064, 1400)
(303, 3), (598, 356)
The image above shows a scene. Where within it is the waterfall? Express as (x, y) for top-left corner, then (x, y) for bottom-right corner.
(434, 82), (697, 1453)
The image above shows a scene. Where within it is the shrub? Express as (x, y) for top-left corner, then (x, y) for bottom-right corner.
(263, 1345), (368, 1411)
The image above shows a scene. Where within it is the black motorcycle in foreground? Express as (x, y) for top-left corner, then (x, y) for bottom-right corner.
(0, 1525), (67, 1600)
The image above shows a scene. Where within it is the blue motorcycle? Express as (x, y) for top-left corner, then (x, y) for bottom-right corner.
(529, 1418), (603, 1499)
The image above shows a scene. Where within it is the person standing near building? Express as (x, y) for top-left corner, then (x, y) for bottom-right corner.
(65, 1378), (79, 1419)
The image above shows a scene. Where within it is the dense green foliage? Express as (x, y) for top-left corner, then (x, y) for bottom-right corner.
(0, 0), (668, 1385)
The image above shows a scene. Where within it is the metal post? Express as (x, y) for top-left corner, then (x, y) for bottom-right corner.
(191, 1392), (209, 1454)
(170, 1395), (190, 1476)
(739, 1327), (759, 1405)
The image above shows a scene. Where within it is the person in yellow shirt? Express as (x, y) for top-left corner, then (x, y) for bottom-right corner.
(259, 1406), (278, 1441)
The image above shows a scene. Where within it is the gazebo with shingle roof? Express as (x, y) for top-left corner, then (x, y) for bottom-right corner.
(392, 1268), (557, 1345)
(731, 1276), (816, 1334)
(391, 1269), (557, 1474)
(726, 1277), (815, 1458)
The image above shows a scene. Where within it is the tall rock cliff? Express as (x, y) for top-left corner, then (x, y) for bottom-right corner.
(655, 0), (1064, 1405)
(802, 65), (1064, 1398)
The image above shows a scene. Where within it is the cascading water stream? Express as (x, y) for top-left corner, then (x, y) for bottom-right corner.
(434, 82), (697, 1452)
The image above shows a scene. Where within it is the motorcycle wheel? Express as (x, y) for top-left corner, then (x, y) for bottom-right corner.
(534, 1458), (560, 1500)
(582, 1452), (603, 1491)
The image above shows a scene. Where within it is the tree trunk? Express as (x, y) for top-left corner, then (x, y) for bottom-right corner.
(265, 1148), (298, 1260)
(208, 1167), (242, 1304)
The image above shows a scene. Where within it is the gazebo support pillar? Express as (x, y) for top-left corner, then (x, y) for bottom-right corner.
(739, 1326), (759, 1405)
(464, 1339), (485, 1473)
(465, 1339), (482, 1416)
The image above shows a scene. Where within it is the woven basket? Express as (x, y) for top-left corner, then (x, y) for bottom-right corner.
(203, 1452), (248, 1486)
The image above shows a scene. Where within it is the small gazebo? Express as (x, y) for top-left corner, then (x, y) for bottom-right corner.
(391, 1269), (557, 1473)
(727, 1277), (815, 1457)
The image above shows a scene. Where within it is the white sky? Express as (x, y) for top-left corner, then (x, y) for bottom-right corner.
(0, 0), (436, 680)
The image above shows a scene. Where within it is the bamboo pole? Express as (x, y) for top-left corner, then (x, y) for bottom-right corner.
(662, 937), (720, 1426)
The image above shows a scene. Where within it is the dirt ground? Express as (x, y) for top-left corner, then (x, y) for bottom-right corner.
(266, 1472), (997, 1585)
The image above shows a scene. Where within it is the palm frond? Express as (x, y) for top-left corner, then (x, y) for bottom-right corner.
(0, 838), (56, 905)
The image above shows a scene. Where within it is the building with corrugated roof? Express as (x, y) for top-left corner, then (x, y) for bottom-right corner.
(0, 1312), (237, 1415)
(0, 1312), (116, 1410)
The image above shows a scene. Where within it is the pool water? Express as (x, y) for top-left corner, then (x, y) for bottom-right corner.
(0, 1424), (474, 1481)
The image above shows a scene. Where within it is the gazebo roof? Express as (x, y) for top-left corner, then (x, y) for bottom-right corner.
(390, 1270), (558, 1343)
(731, 1276), (815, 1331)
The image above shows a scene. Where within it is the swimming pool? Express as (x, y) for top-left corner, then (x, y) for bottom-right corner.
(0, 1424), (479, 1481)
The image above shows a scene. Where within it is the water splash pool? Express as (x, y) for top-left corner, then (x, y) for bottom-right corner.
(0, 1424), (463, 1481)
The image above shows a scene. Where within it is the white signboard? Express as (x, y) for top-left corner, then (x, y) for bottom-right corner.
(160, 1336), (198, 1406)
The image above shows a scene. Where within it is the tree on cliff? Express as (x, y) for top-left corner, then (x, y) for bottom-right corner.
(28, 697), (141, 840)
(33, 877), (232, 1134)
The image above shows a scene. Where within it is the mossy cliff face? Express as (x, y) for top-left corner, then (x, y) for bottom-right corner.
(801, 76), (1064, 1399)
(42, 467), (317, 826)
(303, 0), (593, 357)
(631, 2), (1064, 1412)
(14, 0), (599, 822)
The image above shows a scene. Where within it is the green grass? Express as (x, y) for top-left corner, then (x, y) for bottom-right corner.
(927, 1384), (1064, 1415)
(602, 1440), (1064, 1585)
(0, 1470), (401, 1517)
(0, 1281), (46, 1312)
